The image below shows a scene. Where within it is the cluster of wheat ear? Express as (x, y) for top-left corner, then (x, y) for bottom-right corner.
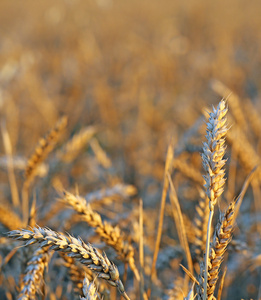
(2, 98), (258, 300)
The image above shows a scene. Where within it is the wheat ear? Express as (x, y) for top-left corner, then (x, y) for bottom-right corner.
(25, 116), (68, 183)
(201, 99), (228, 300)
(22, 116), (67, 223)
(197, 200), (235, 300)
(18, 246), (52, 300)
(58, 126), (97, 163)
(197, 167), (256, 300)
(8, 226), (130, 300)
(60, 190), (139, 281)
(192, 190), (209, 262)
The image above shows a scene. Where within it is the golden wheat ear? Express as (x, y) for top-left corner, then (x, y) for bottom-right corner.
(8, 226), (131, 300)
(22, 116), (68, 224)
(197, 167), (256, 300)
(25, 116), (68, 184)
(201, 99), (228, 300)
(59, 189), (139, 281)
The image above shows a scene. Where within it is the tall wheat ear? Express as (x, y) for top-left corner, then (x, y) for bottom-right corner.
(8, 226), (131, 300)
(201, 99), (228, 300)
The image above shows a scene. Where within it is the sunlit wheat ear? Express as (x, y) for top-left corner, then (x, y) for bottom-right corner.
(60, 190), (139, 281)
(18, 246), (52, 300)
(201, 99), (228, 300)
(22, 116), (68, 223)
(197, 200), (236, 300)
(202, 100), (228, 210)
(8, 226), (131, 300)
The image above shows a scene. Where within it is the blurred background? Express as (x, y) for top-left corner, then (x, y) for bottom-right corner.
(0, 0), (261, 299)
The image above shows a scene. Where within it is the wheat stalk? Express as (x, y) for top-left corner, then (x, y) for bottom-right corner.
(8, 226), (130, 300)
(201, 99), (228, 300)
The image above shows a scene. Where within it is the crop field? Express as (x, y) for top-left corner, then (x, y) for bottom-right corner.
(0, 0), (261, 299)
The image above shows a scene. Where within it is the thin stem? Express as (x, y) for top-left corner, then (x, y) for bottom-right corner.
(1, 121), (20, 208)
(150, 142), (173, 279)
(203, 208), (214, 300)
(148, 142), (173, 298)
(139, 199), (145, 300)
(22, 181), (30, 224)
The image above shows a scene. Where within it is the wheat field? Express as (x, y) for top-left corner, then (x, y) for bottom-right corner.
(0, 1), (261, 299)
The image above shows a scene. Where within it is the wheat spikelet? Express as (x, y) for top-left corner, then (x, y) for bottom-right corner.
(60, 190), (139, 280)
(197, 200), (236, 300)
(25, 116), (68, 183)
(81, 277), (99, 300)
(18, 246), (52, 300)
(8, 226), (130, 300)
